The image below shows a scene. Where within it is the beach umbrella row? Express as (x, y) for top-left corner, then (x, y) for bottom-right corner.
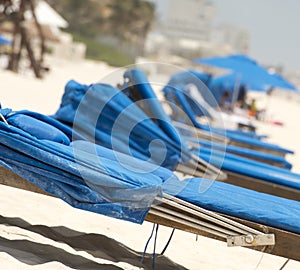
(193, 54), (298, 92)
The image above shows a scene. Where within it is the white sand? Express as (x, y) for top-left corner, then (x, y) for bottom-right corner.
(0, 57), (300, 269)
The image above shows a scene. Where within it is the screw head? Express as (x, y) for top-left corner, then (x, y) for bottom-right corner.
(245, 234), (254, 244)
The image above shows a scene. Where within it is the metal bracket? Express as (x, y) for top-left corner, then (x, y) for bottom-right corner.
(227, 234), (275, 247)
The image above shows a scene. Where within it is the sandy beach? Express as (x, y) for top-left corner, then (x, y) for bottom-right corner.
(1, 57), (300, 269)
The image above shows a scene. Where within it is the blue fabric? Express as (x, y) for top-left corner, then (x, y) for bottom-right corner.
(7, 114), (71, 145)
(123, 69), (182, 145)
(120, 70), (298, 190)
(162, 72), (259, 138)
(122, 69), (192, 164)
(191, 138), (292, 169)
(163, 82), (294, 154)
(0, 110), (168, 224)
(0, 35), (11, 45)
(3, 109), (85, 141)
(54, 81), (181, 171)
(1, 109), (300, 234)
(194, 54), (298, 92)
(164, 82), (252, 137)
(197, 147), (300, 190)
(163, 178), (300, 234)
(162, 70), (217, 115)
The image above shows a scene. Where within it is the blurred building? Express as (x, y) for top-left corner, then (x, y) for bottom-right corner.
(146, 0), (216, 59)
(145, 0), (250, 61)
(158, 0), (215, 41)
(211, 24), (249, 54)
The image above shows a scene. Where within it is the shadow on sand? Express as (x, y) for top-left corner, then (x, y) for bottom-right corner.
(0, 215), (188, 270)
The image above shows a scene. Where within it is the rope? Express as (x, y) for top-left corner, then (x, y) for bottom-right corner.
(140, 223), (155, 266)
(161, 228), (175, 255)
(279, 259), (290, 270)
(152, 224), (159, 270)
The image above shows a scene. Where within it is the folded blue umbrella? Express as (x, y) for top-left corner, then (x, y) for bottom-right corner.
(54, 80), (192, 171)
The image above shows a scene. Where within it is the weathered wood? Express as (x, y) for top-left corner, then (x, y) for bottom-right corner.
(225, 171), (300, 202)
(230, 141), (286, 157)
(145, 212), (224, 242)
(0, 166), (51, 196)
(225, 215), (300, 262)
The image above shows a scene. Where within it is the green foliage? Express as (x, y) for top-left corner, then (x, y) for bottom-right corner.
(46, 0), (155, 63)
(72, 33), (134, 67)
(108, 0), (155, 43)
(46, 0), (106, 38)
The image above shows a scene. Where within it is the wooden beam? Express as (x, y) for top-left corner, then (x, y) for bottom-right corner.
(0, 166), (51, 197)
(225, 171), (300, 202)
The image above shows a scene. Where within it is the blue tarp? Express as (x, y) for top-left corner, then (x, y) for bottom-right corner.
(123, 69), (182, 145)
(1, 108), (300, 234)
(163, 178), (300, 234)
(191, 138), (292, 170)
(0, 109), (168, 224)
(54, 81), (181, 171)
(197, 147), (300, 190)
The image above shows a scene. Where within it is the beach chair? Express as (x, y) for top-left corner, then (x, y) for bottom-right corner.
(53, 80), (224, 180)
(187, 138), (292, 169)
(122, 69), (290, 166)
(162, 71), (294, 157)
(163, 70), (258, 134)
(119, 69), (300, 201)
(0, 109), (299, 262)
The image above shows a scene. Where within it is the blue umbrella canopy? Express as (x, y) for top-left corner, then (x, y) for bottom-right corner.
(194, 54), (297, 92)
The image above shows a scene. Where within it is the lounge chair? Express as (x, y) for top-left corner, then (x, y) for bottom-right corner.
(119, 69), (300, 201)
(0, 109), (299, 262)
(162, 70), (258, 134)
(187, 138), (292, 169)
(162, 71), (294, 157)
(53, 80), (224, 180)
